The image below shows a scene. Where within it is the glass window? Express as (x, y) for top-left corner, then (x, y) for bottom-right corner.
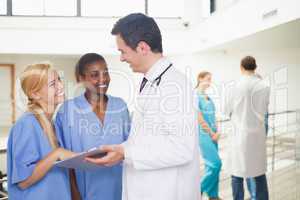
(0, 0), (7, 15)
(0, 66), (14, 137)
(12, 0), (76, 16)
(202, 0), (211, 18)
(82, 0), (145, 17)
(148, 0), (183, 18)
(44, 0), (76, 16)
(13, 0), (44, 15)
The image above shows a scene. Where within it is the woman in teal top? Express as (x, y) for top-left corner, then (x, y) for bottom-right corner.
(196, 71), (222, 200)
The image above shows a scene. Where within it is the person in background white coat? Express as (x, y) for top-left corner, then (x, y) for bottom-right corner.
(85, 13), (201, 200)
(224, 56), (270, 200)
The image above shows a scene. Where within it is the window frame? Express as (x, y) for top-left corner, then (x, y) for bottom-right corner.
(3, 0), (183, 19)
(0, 0), (8, 15)
(11, 0), (78, 17)
(0, 64), (16, 124)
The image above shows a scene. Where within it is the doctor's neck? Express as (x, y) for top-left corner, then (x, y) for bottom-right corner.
(241, 67), (255, 76)
(142, 53), (163, 75)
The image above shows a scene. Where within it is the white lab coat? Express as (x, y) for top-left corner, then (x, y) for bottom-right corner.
(224, 74), (270, 178)
(122, 58), (201, 200)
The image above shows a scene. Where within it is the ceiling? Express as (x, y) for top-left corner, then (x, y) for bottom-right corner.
(206, 18), (300, 52)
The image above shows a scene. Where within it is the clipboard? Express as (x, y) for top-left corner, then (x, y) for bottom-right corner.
(54, 148), (107, 171)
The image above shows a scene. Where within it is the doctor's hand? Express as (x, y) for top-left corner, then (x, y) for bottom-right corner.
(85, 145), (124, 167)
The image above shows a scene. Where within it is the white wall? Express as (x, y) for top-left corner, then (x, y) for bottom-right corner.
(189, 0), (300, 52)
(0, 16), (188, 55)
(170, 48), (300, 114)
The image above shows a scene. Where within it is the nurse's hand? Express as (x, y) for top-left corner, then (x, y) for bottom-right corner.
(85, 145), (124, 167)
(211, 133), (220, 142)
(56, 148), (78, 161)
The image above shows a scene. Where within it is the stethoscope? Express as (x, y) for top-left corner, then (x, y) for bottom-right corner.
(138, 63), (173, 115)
(149, 63), (173, 88)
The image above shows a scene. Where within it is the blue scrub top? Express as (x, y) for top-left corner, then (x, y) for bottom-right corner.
(197, 93), (217, 134)
(7, 112), (71, 200)
(55, 94), (131, 200)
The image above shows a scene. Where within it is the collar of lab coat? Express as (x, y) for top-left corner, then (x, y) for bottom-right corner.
(144, 57), (172, 82)
(241, 73), (257, 79)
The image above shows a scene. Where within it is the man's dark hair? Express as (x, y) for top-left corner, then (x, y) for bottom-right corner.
(241, 56), (257, 71)
(111, 13), (163, 53)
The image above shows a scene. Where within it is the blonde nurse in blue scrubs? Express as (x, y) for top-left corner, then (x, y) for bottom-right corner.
(7, 63), (77, 200)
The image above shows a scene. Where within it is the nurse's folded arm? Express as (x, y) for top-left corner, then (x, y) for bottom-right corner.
(198, 111), (220, 142)
(198, 111), (215, 136)
(18, 148), (77, 190)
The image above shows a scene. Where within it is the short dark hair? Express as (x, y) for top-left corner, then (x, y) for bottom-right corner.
(75, 53), (106, 82)
(241, 56), (257, 71)
(111, 13), (163, 53)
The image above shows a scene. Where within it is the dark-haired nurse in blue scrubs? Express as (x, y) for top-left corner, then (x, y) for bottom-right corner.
(55, 53), (131, 200)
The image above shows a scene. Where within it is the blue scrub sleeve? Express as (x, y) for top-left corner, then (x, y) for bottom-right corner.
(9, 122), (40, 184)
(54, 112), (66, 148)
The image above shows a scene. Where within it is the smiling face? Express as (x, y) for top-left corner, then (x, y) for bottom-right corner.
(116, 34), (144, 73)
(21, 64), (65, 114)
(79, 61), (110, 96)
(37, 70), (65, 108)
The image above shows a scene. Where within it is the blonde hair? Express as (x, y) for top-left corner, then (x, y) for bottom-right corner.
(195, 71), (211, 88)
(20, 63), (59, 149)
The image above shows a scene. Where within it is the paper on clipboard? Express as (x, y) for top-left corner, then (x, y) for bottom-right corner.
(54, 148), (106, 171)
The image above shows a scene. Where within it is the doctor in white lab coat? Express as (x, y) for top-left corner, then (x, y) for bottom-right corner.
(85, 13), (201, 200)
(224, 56), (270, 200)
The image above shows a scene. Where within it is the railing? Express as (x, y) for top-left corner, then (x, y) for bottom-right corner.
(0, 176), (7, 200)
(212, 109), (300, 200)
(268, 111), (297, 172)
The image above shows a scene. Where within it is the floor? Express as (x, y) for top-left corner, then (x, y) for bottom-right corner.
(200, 126), (300, 200)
